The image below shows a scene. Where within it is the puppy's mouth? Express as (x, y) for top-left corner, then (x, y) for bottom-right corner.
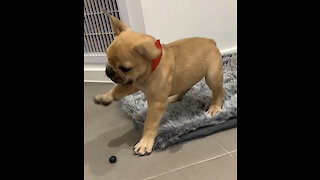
(110, 76), (122, 84)
(110, 76), (133, 85)
(124, 80), (133, 85)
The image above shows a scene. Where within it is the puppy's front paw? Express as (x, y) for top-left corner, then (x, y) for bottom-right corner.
(206, 105), (222, 116)
(93, 94), (113, 106)
(133, 137), (155, 156)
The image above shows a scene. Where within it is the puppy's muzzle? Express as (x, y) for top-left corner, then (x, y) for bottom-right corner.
(105, 67), (115, 78)
(105, 67), (123, 84)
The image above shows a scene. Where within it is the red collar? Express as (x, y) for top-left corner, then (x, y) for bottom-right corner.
(151, 39), (162, 72)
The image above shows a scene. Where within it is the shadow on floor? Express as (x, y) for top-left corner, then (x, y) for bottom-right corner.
(84, 126), (141, 176)
(84, 125), (186, 177)
(108, 128), (142, 148)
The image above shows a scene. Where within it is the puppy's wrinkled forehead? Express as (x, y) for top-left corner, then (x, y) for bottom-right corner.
(106, 32), (138, 64)
(106, 31), (160, 68)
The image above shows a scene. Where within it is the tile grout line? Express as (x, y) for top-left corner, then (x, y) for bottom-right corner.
(229, 149), (237, 159)
(230, 152), (237, 159)
(143, 151), (236, 180)
(214, 138), (232, 152)
(213, 138), (237, 159)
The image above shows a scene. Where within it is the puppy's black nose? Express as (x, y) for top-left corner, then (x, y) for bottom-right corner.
(105, 67), (115, 78)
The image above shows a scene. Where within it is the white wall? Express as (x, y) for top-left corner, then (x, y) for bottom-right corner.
(140, 0), (237, 53)
(117, 0), (145, 33)
(85, 0), (236, 82)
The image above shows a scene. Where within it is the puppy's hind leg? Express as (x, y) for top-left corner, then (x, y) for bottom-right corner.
(205, 59), (225, 116)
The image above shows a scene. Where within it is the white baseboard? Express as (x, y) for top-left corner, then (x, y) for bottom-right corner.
(84, 47), (237, 83)
(220, 47), (237, 54)
(84, 70), (114, 83)
(84, 63), (114, 83)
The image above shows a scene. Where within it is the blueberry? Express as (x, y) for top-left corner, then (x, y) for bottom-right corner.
(109, 156), (117, 163)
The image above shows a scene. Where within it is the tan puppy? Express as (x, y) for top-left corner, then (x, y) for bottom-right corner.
(94, 11), (224, 156)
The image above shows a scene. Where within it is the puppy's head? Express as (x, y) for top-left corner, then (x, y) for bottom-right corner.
(103, 10), (162, 85)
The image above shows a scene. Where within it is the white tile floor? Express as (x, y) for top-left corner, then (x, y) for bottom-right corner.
(84, 83), (237, 180)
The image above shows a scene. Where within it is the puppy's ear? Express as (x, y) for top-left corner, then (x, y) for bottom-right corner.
(103, 9), (131, 36)
(134, 40), (161, 61)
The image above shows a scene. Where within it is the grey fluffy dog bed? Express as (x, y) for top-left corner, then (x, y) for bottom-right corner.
(120, 53), (237, 150)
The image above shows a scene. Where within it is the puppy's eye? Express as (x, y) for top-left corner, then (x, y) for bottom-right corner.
(119, 66), (132, 73)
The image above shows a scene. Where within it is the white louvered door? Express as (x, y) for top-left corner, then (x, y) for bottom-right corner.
(84, 0), (121, 63)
